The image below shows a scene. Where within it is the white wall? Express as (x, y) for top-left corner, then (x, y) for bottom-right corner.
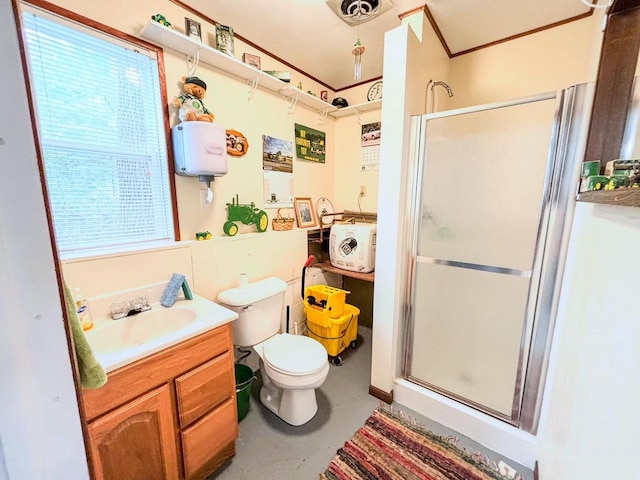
(0, 2), (88, 478)
(538, 203), (640, 478)
(448, 15), (599, 109)
(372, 11), (450, 395)
(333, 108), (381, 214)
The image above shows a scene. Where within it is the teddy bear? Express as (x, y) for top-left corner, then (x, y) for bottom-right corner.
(172, 76), (215, 122)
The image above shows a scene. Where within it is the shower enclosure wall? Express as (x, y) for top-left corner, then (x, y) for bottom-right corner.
(402, 83), (592, 434)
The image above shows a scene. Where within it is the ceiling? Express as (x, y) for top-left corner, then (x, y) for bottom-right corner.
(177, 0), (593, 91)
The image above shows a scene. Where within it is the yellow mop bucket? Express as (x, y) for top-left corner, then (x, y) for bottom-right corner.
(306, 302), (359, 363)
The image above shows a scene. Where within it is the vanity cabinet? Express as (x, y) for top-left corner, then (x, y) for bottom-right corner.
(82, 323), (238, 480)
(87, 385), (179, 480)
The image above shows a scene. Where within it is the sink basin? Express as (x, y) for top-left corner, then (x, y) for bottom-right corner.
(85, 295), (238, 373)
(87, 308), (197, 354)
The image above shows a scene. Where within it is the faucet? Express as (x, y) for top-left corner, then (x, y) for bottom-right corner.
(110, 296), (151, 320)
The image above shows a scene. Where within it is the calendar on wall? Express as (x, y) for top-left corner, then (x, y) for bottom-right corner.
(360, 145), (380, 171)
(360, 121), (381, 171)
(263, 170), (294, 208)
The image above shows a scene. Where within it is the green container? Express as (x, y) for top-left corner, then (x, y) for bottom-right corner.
(235, 364), (255, 422)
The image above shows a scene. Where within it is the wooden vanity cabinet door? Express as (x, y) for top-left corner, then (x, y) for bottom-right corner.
(87, 384), (179, 480)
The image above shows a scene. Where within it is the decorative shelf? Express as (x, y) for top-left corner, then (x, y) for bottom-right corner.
(330, 99), (382, 118)
(279, 86), (337, 113)
(140, 21), (287, 92)
(577, 188), (640, 207)
(140, 21), (337, 114)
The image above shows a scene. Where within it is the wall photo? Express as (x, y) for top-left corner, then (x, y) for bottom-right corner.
(294, 197), (316, 228)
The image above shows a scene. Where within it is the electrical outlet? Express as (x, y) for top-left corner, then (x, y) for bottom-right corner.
(200, 189), (211, 207)
(359, 185), (367, 197)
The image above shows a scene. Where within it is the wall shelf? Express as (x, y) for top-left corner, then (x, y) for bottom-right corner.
(317, 260), (374, 283)
(140, 21), (337, 114)
(577, 188), (640, 207)
(330, 99), (382, 118)
(279, 86), (337, 113)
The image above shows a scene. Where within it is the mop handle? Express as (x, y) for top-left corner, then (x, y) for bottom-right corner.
(301, 255), (315, 299)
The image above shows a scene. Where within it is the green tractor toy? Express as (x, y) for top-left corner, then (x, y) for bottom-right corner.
(223, 195), (269, 236)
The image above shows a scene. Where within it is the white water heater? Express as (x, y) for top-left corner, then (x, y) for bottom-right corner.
(329, 223), (377, 273)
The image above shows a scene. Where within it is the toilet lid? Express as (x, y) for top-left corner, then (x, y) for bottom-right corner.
(263, 334), (327, 375)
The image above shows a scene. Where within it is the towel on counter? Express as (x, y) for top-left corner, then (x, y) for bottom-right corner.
(63, 282), (107, 390)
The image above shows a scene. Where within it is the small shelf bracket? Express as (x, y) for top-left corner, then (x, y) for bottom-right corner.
(355, 108), (363, 125)
(186, 49), (200, 76)
(317, 107), (329, 125)
(247, 76), (259, 102)
(286, 93), (298, 115)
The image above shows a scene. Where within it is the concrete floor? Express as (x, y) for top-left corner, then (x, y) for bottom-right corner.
(209, 327), (533, 480)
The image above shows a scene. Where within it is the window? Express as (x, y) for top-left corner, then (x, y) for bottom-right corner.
(22, 5), (174, 256)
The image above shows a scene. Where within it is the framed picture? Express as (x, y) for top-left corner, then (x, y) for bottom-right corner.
(185, 18), (201, 42)
(215, 23), (235, 57)
(242, 53), (261, 70)
(294, 197), (317, 228)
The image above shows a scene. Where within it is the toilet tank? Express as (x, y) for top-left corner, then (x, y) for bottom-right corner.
(217, 277), (287, 347)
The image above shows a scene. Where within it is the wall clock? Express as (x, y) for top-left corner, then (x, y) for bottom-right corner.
(367, 81), (383, 101)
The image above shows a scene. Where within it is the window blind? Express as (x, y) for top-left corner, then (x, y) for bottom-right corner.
(22, 8), (174, 255)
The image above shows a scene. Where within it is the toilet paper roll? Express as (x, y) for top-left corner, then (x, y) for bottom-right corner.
(238, 273), (248, 288)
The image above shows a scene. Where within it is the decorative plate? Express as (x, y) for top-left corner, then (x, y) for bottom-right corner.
(316, 197), (334, 226)
(226, 129), (249, 156)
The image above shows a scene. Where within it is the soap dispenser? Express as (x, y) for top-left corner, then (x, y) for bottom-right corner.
(73, 287), (93, 331)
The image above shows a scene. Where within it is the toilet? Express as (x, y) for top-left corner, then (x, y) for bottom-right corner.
(218, 276), (330, 426)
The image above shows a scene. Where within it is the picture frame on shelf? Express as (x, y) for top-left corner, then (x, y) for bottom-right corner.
(215, 23), (235, 57)
(294, 197), (317, 228)
(184, 18), (201, 42)
(242, 53), (261, 69)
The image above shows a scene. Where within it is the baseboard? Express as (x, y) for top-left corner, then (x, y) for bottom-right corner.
(369, 384), (393, 404)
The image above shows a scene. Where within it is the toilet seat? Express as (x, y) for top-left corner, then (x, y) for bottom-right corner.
(262, 334), (327, 376)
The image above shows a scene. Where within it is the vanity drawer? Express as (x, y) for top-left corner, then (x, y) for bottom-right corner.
(181, 397), (237, 479)
(175, 352), (235, 428)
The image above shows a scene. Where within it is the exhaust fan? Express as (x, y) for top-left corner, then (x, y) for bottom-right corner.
(326, 0), (394, 26)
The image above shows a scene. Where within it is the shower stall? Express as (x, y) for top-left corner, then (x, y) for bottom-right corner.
(402, 83), (592, 433)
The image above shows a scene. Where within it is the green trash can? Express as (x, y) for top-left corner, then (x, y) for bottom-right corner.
(235, 364), (255, 422)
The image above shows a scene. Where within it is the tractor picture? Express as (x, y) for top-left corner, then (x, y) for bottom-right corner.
(223, 195), (269, 236)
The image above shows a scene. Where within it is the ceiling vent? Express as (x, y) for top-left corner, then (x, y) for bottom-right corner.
(326, 0), (394, 26)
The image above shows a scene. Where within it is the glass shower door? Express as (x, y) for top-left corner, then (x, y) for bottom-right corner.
(406, 96), (559, 421)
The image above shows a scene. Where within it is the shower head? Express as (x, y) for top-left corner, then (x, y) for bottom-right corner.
(431, 81), (454, 97)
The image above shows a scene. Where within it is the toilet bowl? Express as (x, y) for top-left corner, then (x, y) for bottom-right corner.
(255, 333), (330, 425)
(218, 277), (330, 426)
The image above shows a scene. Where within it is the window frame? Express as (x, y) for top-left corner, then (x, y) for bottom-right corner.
(18, 0), (180, 258)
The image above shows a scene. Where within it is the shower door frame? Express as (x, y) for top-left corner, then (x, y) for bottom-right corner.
(402, 84), (591, 434)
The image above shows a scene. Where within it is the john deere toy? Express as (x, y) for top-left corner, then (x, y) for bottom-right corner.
(151, 14), (173, 28)
(223, 195), (268, 236)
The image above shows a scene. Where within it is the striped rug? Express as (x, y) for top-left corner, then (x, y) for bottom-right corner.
(321, 407), (519, 480)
